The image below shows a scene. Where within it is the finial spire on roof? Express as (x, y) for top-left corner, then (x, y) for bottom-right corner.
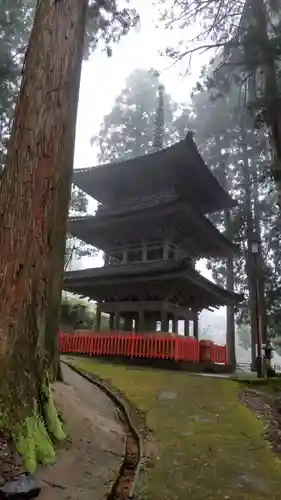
(153, 84), (165, 151)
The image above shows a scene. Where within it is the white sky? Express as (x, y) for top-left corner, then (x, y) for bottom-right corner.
(71, 0), (218, 286)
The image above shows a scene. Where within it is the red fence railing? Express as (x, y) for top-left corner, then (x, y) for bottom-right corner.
(210, 343), (228, 365)
(59, 332), (228, 365)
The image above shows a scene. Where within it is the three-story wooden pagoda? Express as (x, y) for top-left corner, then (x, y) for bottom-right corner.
(63, 132), (242, 336)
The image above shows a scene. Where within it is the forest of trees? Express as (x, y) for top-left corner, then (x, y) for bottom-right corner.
(0, 0), (280, 494)
(91, 65), (280, 354)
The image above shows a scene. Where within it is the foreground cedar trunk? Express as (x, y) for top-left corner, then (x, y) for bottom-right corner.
(0, 0), (88, 469)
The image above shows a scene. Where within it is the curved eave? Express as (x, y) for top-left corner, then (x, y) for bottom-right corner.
(72, 134), (235, 213)
(63, 260), (243, 308)
(67, 201), (239, 258)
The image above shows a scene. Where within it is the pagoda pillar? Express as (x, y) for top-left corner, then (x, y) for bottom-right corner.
(122, 249), (128, 264)
(95, 303), (101, 331)
(161, 309), (168, 332)
(114, 311), (120, 331)
(184, 318), (190, 337)
(193, 310), (199, 340)
(141, 242), (147, 262)
(144, 313), (157, 333)
(138, 310), (145, 333)
(172, 315), (178, 334)
(124, 315), (133, 331)
(163, 240), (169, 261)
(109, 313), (114, 331)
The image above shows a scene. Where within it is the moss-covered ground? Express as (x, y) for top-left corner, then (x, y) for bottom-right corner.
(72, 358), (281, 500)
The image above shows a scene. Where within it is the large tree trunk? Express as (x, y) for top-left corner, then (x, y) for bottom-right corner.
(224, 210), (236, 370)
(216, 143), (236, 370)
(252, 159), (268, 345)
(0, 0), (88, 472)
(239, 134), (257, 369)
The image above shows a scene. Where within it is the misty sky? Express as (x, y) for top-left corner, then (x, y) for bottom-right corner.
(74, 0), (210, 170)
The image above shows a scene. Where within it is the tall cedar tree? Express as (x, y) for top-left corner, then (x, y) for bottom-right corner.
(92, 68), (181, 162)
(0, 0), (87, 463)
(160, 0), (281, 207)
(1, 0), (140, 381)
(188, 80), (281, 349)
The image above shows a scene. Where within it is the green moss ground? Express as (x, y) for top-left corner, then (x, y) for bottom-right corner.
(72, 358), (281, 500)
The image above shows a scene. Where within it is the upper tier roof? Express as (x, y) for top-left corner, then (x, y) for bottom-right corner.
(73, 133), (236, 213)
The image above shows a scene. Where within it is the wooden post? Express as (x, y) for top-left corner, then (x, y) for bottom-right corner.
(95, 303), (101, 331)
(142, 241), (147, 262)
(109, 313), (114, 331)
(122, 249), (128, 264)
(172, 316), (178, 334)
(138, 310), (145, 333)
(163, 240), (169, 261)
(184, 318), (190, 337)
(161, 309), (168, 332)
(114, 311), (120, 331)
(193, 310), (199, 340)
(124, 316), (133, 331)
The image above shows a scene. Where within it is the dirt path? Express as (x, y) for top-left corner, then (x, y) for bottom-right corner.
(36, 363), (125, 500)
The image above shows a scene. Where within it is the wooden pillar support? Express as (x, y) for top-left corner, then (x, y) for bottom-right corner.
(172, 316), (178, 334)
(163, 240), (169, 261)
(193, 310), (199, 340)
(95, 303), (101, 331)
(122, 249), (128, 264)
(109, 313), (114, 331)
(184, 318), (190, 337)
(114, 312), (120, 331)
(141, 242), (147, 262)
(138, 310), (145, 333)
(161, 309), (168, 332)
(124, 315), (133, 331)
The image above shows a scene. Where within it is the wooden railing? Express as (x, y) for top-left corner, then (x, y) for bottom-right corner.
(59, 332), (229, 365)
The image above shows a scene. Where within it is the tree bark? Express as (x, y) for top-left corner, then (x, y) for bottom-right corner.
(251, 0), (281, 208)
(252, 158), (268, 344)
(216, 143), (236, 370)
(224, 209), (236, 369)
(0, 0), (88, 470)
(239, 134), (257, 369)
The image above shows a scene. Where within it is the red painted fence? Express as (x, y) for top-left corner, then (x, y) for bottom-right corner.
(59, 332), (228, 365)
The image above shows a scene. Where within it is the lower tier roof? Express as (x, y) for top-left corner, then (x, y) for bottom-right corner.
(63, 260), (243, 310)
(68, 198), (237, 258)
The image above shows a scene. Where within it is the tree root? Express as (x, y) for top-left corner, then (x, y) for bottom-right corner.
(42, 382), (66, 442)
(12, 381), (66, 473)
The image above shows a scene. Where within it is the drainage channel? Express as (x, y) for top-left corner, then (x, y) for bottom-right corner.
(62, 361), (143, 500)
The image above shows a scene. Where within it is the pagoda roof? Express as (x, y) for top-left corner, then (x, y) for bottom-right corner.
(73, 133), (235, 213)
(63, 260), (243, 309)
(68, 198), (238, 258)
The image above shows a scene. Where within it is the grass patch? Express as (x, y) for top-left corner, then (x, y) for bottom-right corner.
(72, 358), (281, 500)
